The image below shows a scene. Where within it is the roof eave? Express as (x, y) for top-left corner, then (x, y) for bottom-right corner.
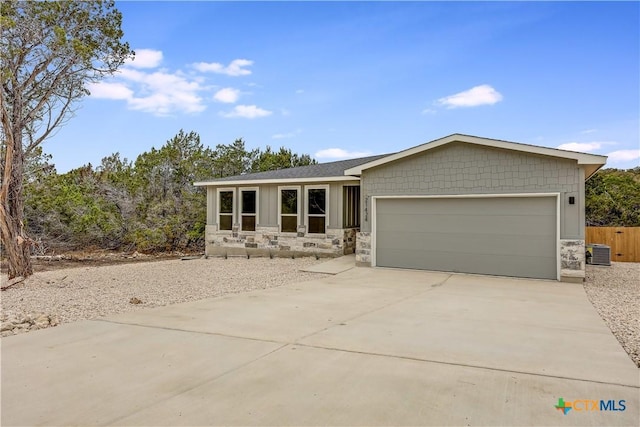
(344, 133), (608, 175)
(584, 163), (607, 180)
(194, 175), (361, 187)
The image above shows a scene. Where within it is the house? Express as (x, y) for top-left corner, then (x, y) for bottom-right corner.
(194, 134), (607, 282)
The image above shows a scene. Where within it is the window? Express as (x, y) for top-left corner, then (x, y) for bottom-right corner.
(241, 188), (258, 231)
(218, 189), (234, 231)
(343, 185), (360, 228)
(278, 186), (300, 233)
(306, 186), (328, 234)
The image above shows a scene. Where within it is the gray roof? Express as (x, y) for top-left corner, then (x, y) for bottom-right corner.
(196, 154), (389, 184)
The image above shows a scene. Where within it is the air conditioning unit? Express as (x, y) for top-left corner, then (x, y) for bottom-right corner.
(586, 244), (611, 266)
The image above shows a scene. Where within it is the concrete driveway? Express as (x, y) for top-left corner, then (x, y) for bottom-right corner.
(2, 266), (638, 426)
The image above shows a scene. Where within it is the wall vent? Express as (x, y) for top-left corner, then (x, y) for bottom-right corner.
(586, 244), (611, 266)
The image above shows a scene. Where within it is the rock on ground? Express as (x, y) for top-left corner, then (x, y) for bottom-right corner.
(584, 262), (640, 367)
(1, 256), (327, 337)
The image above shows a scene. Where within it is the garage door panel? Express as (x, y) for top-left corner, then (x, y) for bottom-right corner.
(376, 231), (555, 257)
(375, 197), (557, 280)
(377, 197), (554, 216)
(377, 213), (555, 237)
(376, 247), (556, 279)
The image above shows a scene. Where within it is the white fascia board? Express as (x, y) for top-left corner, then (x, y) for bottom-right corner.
(344, 134), (608, 175)
(194, 175), (360, 187)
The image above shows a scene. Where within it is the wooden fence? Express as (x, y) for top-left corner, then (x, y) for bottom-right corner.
(585, 227), (640, 263)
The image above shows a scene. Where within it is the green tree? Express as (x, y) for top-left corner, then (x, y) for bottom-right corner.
(211, 138), (258, 178)
(25, 164), (125, 250)
(21, 130), (319, 254)
(130, 130), (218, 251)
(251, 146), (316, 172)
(586, 168), (640, 226)
(1, 0), (133, 278)
(23, 146), (56, 184)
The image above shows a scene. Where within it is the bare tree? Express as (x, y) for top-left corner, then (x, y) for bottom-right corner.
(1, 0), (133, 278)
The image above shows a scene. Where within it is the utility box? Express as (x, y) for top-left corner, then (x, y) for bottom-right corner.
(586, 244), (611, 266)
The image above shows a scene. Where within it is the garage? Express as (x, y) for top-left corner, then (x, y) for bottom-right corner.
(374, 195), (558, 280)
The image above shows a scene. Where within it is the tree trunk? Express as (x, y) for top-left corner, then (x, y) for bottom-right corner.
(1, 120), (33, 279)
(0, 209), (33, 280)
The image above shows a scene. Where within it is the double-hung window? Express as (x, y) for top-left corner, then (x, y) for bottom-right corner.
(218, 188), (235, 231)
(240, 188), (258, 232)
(278, 186), (300, 233)
(306, 185), (328, 234)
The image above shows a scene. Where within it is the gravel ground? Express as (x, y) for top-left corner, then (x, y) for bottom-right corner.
(584, 262), (640, 367)
(1, 256), (327, 336)
(3, 257), (638, 368)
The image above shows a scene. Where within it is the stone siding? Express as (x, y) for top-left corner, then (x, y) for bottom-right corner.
(560, 239), (586, 281)
(206, 225), (358, 258)
(355, 232), (371, 266)
(343, 228), (357, 255)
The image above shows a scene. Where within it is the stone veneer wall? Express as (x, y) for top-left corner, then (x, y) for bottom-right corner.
(205, 225), (358, 258)
(355, 232), (371, 266)
(343, 228), (357, 255)
(560, 239), (586, 281)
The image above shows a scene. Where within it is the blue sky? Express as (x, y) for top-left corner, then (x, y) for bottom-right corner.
(44, 1), (639, 172)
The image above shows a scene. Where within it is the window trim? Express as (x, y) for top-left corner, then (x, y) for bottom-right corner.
(305, 184), (329, 235)
(277, 185), (301, 234)
(239, 187), (259, 232)
(216, 187), (236, 232)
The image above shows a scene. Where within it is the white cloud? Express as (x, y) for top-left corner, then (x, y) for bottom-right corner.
(556, 142), (603, 152)
(421, 108), (437, 115)
(437, 84), (503, 108)
(315, 148), (372, 159)
(127, 49), (163, 68)
(580, 129), (597, 134)
(556, 141), (617, 153)
(555, 141), (640, 165)
(296, 89), (304, 94)
(272, 133), (294, 139)
(87, 54), (263, 116)
(87, 82), (133, 100)
(213, 87), (240, 103)
(221, 105), (272, 119)
(193, 59), (253, 76)
(606, 149), (640, 162)
(99, 67), (206, 115)
(272, 129), (302, 139)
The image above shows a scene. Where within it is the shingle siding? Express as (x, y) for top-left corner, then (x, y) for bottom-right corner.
(361, 142), (584, 239)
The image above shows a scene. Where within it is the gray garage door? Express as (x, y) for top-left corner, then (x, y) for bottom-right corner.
(375, 197), (557, 280)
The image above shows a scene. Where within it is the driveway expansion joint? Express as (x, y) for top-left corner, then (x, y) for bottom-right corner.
(95, 319), (638, 390)
(96, 318), (639, 390)
(92, 318), (288, 345)
(292, 342), (640, 390)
